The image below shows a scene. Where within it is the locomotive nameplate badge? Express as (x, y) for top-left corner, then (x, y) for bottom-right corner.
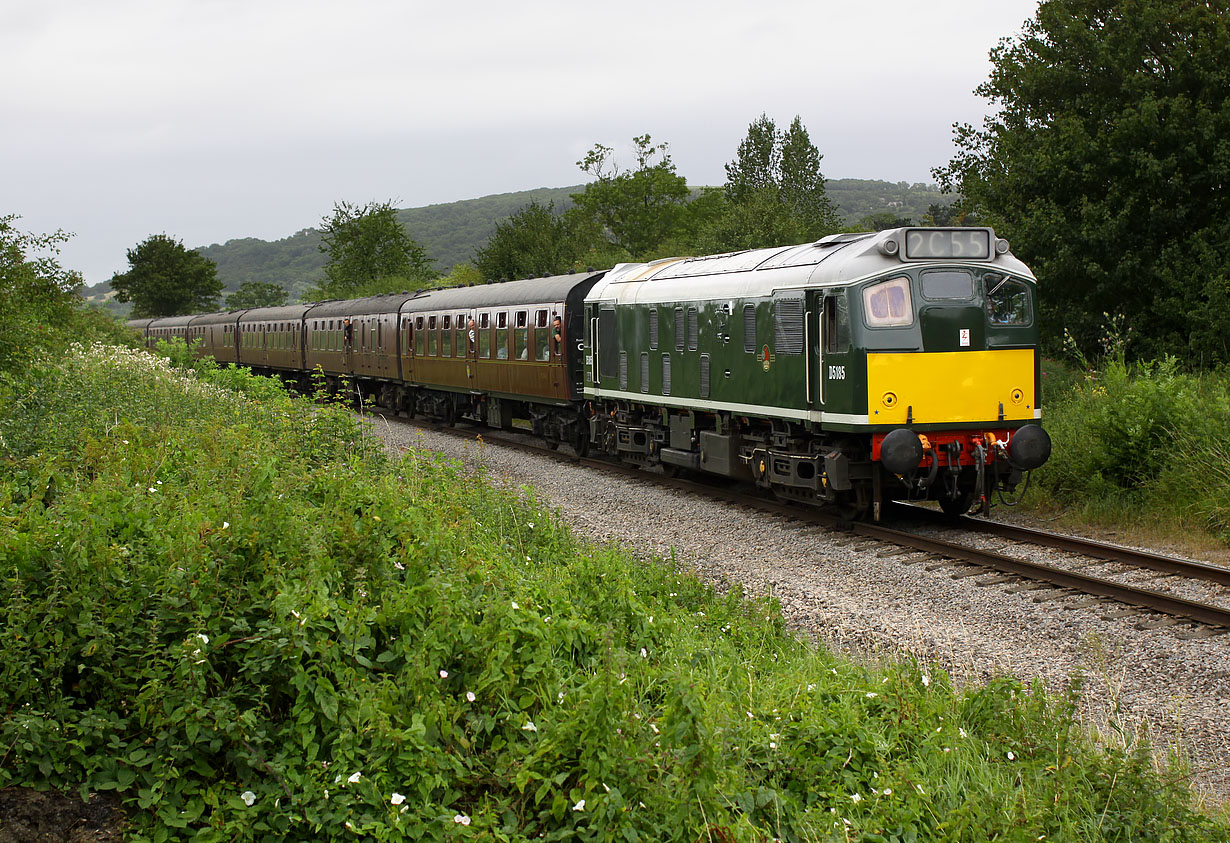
(960, 328), (971, 347)
(761, 344), (774, 371)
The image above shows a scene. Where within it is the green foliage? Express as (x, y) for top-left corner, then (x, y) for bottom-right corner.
(109, 234), (223, 318)
(698, 115), (841, 252)
(570, 134), (692, 259)
(1, 344), (1225, 840)
(934, 0), (1230, 364)
(0, 215), (135, 375)
(313, 200), (434, 300)
(225, 281), (289, 310)
(473, 200), (586, 281)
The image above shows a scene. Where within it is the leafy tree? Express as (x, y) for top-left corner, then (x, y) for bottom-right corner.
(110, 234), (222, 318)
(225, 281), (289, 310)
(474, 200), (583, 281)
(934, 0), (1230, 363)
(0, 215), (133, 374)
(569, 134), (691, 259)
(923, 201), (980, 227)
(312, 200), (434, 300)
(856, 212), (914, 231)
(700, 115), (840, 252)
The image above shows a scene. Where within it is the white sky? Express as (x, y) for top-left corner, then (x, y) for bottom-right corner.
(2, 0), (1039, 284)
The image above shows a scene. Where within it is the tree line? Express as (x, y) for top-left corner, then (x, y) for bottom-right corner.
(109, 0), (1230, 366)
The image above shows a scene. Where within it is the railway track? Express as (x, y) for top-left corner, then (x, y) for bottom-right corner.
(384, 413), (1230, 638)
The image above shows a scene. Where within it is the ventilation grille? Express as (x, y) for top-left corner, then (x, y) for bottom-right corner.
(774, 298), (805, 355)
(649, 309), (658, 350)
(700, 354), (710, 398)
(662, 354), (672, 395)
(687, 307), (698, 351)
(619, 351), (628, 390)
(640, 352), (649, 393)
(743, 304), (756, 352)
(675, 307), (685, 351)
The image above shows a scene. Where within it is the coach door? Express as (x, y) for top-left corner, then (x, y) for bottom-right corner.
(464, 310), (478, 390)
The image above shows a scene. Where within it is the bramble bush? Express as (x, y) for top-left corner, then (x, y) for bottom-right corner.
(1, 344), (1226, 841)
(1036, 352), (1230, 542)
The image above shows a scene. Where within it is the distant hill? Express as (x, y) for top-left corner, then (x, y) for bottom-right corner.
(85, 180), (954, 310)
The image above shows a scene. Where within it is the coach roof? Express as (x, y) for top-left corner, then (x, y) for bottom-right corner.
(401, 272), (605, 312)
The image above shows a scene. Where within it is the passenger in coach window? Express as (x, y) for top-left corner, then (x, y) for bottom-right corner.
(552, 315), (563, 354)
(467, 318), (477, 353)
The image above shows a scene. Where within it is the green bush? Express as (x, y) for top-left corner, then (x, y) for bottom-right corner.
(1, 345), (1225, 841)
(1035, 354), (1230, 540)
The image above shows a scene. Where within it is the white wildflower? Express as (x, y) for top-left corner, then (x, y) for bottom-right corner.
(572, 799), (586, 811)
(769, 742), (777, 749)
(959, 727), (968, 738)
(921, 674), (930, 687)
(391, 792), (405, 805)
(916, 784), (926, 794)
(865, 692), (878, 699)
(453, 814), (471, 825)
(640, 647), (648, 658)
(1007, 751), (1016, 760)
(650, 723), (659, 734)
(522, 721), (537, 732)
(466, 691), (476, 702)
(850, 793), (862, 803)
(348, 771), (362, 784)
(222, 521), (229, 529)
(439, 669), (449, 679)
(241, 790), (256, 806)
(883, 788), (892, 796)
(197, 633), (209, 645)
(511, 601), (519, 609)
(148, 487), (157, 493)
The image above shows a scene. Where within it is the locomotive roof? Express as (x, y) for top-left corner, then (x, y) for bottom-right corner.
(401, 271), (605, 312)
(587, 228), (1035, 303)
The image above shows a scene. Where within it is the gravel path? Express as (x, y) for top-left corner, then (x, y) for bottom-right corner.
(376, 417), (1230, 807)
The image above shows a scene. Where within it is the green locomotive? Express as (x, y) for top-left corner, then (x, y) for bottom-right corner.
(582, 227), (1051, 518)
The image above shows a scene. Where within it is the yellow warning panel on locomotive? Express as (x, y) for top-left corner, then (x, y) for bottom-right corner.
(865, 349), (1036, 425)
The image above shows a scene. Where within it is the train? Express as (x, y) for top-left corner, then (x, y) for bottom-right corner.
(129, 226), (1052, 520)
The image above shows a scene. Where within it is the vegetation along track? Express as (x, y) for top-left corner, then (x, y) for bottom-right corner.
(384, 411), (1230, 639)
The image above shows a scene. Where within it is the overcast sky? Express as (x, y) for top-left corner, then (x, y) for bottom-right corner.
(3, 0), (1040, 285)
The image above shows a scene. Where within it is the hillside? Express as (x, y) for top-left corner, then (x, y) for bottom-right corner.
(84, 180), (953, 309)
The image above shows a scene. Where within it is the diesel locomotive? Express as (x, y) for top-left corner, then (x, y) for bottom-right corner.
(131, 226), (1051, 519)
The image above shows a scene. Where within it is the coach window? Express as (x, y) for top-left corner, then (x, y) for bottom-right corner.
(984, 274), (1031, 326)
(455, 313), (467, 356)
(479, 312), (491, 358)
(515, 310), (529, 360)
(534, 309), (549, 361)
(496, 312), (509, 359)
(425, 315), (436, 356)
(415, 316), (425, 355)
(863, 276), (913, 328)
(824, 291), (851, 353)
(442, 314), (453, 357)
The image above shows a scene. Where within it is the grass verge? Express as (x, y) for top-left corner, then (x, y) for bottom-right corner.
(1, 343), (1226, 842)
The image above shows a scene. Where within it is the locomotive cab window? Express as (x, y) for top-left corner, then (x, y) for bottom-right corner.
(863, 276), (913, 328)
(921, 269), (974, 300)
(985, 275), (1032, 326)
(824, 292), (851, 353)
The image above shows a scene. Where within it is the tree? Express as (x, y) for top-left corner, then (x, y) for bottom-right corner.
(110, 234), (222, 318)
(700, 115), (841, 253)
(569, 134), (692, 260)
(225, 281), (289, 310)
(313, 200), (434, 300)
(934, 0), (1230, 363)
(0, 215), (83, 373)
(474, 200), (583, 281)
